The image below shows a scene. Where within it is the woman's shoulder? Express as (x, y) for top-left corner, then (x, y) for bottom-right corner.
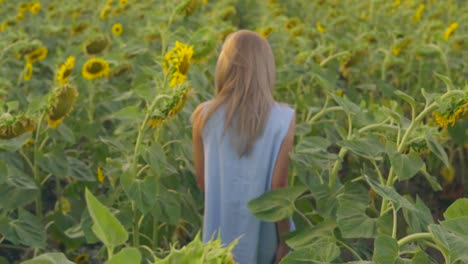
(273, 101), (295, 116)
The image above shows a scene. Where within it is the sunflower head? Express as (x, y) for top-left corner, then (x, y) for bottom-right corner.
(99, 5), (111, 20)
(285, 18), (300, 31)
(112, 23), (123, 35)
(23, 63), (33, 81)
(82, 58), (110, 80)
(260, 26), (274, 39)
(433, 93), (468, 128)
(164, 41), (193, 87)
(57, 56), (76, 85)
(29, 1), (41, 14)
(47, 84), (79, 128)
(25, 47), (48, 64)
(443, 22), (458, 41)
(84, 36), (111, 56)
(71, 22), (88, 35)
(0, 114), (36, 140)
(220, 6), (236, 21)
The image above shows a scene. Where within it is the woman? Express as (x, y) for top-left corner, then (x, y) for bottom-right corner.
(192, 30), (295, 264)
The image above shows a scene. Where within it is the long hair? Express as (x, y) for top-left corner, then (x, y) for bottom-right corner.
(193, 30), (276, 157)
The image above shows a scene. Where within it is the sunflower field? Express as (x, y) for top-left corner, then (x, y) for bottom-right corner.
(0, 0), (467, 263)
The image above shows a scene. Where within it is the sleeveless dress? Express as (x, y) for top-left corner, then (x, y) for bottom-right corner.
(201, 102), (295, 264)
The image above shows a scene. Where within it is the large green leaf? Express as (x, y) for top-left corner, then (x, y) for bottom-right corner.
(389, 152), (424, 181)
(372, 235), (398, 264)
(0, 165), (38, 211)
(403, 196), (434, 233)
(105, 247), (141, 264)
(124, 174), (159, 215)
(337, 183), (377, 238)
(302, 175), (342, 218)
(37, 150), (69, 177)
(85, 188), (128, 249)
(152, 188), (181, 225)
(286, 220), (336, 250)
(425, 134), (449, 168)
(0, 133), (31, 152)
(1, 209), (46, 249)
(144, 142), (167, 176)
(394, 90), (417, 109)
(280, 237), (340, 264)
(337, 135), (385, 160)
(21, 253), (74, 264)
(365, 175), (416, 211)
(443, 198), (468, 220)
(248, 186), (307, 222)
(429, 223), (468, 264)
(68, 157), (95, 181)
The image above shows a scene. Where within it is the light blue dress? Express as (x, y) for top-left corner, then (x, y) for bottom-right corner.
(201, 102), (295, 264)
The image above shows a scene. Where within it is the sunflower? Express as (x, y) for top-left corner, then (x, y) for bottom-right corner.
(84, 36), (111, 56)
(164, 41), (193, 87)
(29, 1), (41, 14)
(23, 63), (33, 81)
(443, 22), (458, 41)
(0, 23), (6, 32)
(99, 5), (111, 20)
(260, 26), (273, 38)
(15, 12), (24, 21)
(74, 254), (89, 264)
(412, 4), (424, 23)
(392, 39), (411, 56)
(97, 166), (105, 183)
(316, 21), (326, 33)
(25, 47), (48, 64)
(71, 22), (88, 35)
(18, 3), (29, 13)
(47, 84), (79, 128)
(57, 56), (75, 84)
(433, 94), (468, 128)
(82, 58), (110, 80)
(112, 23), (123, 35)
(148, 116), (164, 128)
(167, 87), (189, 117)
(118, 0), (128, 5)
(285, 17), (300, 30)
(0, 114), (36, 140)
(56, 197), (71, 214)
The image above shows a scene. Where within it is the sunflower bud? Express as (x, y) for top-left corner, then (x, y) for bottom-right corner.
(47, 84), (79, 128)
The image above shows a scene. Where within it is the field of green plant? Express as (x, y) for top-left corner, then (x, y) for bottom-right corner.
(0, 0), (467, 263)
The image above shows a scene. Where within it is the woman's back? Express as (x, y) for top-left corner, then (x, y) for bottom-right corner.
(201, 102), (295, 264)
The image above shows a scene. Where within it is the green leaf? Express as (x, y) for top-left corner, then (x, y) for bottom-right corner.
(411, 250), (431, 264)
(85, 188), (128, 249)
(394, 90), (417, 109)
(286, 220), (336, 250)
(68, 157), (95, 181)
(425, 134), (449, 168)
(152, 188), (181, 225)
(21, 253), (74, 264)
(111, 105), (144, 121)
(124, 175), (158, 215)
(302, 176), (342, 218)
(443, 198), (468, 220)
(337, 135), (385, 160)
(144, 142), (167, 176)
(0, 166), (38, 211)
(280, 237), (340, 264)
(248, 186), (307, 222)
(389, 152), (424, 181)
(373, 235), (399, 264)
(420, 165), (442, 191)
(365, 175), (416, 211)
(37, 150), (69, 177)
(105, 247), (141, 264)
(0, 133), (32, 152)
(337, 183), (377, 238)
(429, 224), (468, 263)
(8, 209), (46, 249)
(403, 196), (434, 233)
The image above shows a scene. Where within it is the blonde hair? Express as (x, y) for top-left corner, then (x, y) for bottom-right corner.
(193, 30), (276, 156)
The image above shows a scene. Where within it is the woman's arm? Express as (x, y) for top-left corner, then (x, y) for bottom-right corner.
(272, 115), (296, 246)
(192, 104), (205, 192)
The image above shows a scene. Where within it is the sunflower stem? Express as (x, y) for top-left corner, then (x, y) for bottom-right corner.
(33, 112), (45, 220)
